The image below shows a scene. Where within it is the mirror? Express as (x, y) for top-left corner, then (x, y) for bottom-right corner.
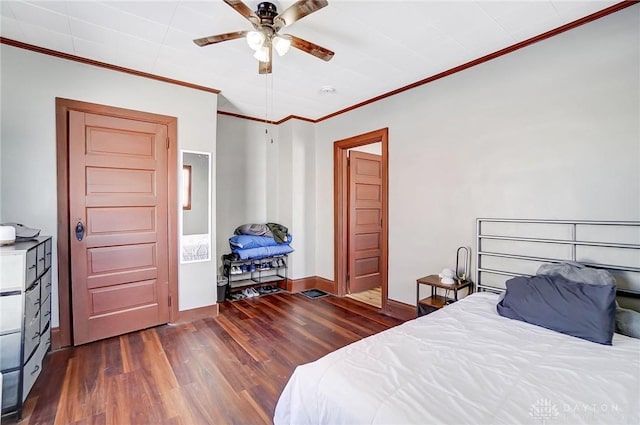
(181, 150), (211, 263)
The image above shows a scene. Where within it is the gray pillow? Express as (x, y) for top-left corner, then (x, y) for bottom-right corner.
(497, 275), (617, 345)
(616, 307), (640, 339)
(537, 261), (616, 286)
(536, 262), (640, 338)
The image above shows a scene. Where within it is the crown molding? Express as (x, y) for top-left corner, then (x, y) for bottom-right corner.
(217, 110), (317, 125)
(0, 37), (220, 95)
(217, 110), (278, 125)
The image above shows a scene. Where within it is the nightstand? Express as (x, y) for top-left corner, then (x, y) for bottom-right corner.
(416, 274), (472, 317)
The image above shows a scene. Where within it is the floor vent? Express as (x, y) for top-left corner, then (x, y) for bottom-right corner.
(300, 289), (329, 299)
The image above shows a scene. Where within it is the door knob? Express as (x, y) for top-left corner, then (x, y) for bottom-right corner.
(75, 220), (85, 241)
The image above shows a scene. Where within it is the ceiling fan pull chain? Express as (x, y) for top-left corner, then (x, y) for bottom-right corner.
(265, 73), (270, 144)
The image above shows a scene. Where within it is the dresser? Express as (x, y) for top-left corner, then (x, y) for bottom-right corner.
(0, 237), (52, 419)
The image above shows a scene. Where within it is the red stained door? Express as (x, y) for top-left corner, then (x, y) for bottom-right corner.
(69, 111), (170, 345)
(348, 151), (383, 294)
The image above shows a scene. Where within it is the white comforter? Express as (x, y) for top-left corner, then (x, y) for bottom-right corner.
(274, 292), (640, 425)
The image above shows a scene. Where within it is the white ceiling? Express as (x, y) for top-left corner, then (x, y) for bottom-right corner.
(0, 0), (620, 121)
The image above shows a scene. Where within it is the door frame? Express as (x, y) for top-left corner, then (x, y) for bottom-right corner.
(334, 128), (388, 312)
(55, 98), (179, 347)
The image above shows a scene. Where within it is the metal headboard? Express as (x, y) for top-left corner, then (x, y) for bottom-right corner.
(475, 219), (640, 301)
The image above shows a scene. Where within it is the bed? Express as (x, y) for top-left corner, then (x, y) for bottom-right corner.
(274, 219), (640, 425)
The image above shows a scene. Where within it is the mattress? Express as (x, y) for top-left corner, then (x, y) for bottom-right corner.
(274, 292), (640, 425)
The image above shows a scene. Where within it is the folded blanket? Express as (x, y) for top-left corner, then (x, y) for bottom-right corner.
(233, 244), (294, 260)
(266, 223), (288, 244)
(230, 234), (292, 250)
(234, 222), (289, 244)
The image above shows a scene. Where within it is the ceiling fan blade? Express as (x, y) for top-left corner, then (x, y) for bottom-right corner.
(193, 31), (248, 47)
(258, 47), (273, 74)
(275, 0), (328, 29)
(223, 0), (259, 26)
(289, 35), (334, 61)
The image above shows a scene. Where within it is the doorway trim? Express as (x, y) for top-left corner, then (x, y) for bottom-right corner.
(55, 98), (179, 347)
(334, 128), (388, 312)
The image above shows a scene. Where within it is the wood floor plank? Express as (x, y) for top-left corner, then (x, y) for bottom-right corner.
(70, 412), (106, 425)
(52, 357), (77, 425)
(270, 296), (369, 343)
(5, 292), (405, 425)
(240, 389), (272, 425)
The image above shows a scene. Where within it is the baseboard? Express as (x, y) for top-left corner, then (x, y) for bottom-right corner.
(51, 326), (63, 350)
(284, 277), (312, 292)
(174, 303), (219, 323)
(385, 299), (417, 321)
(284, 276), (336, 293)
(314, 276), (336, 294)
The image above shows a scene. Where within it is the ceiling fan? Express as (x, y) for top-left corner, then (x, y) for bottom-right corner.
(194, 0), (334, 74)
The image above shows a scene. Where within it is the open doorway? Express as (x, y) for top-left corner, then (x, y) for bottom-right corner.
(333, 128), (388, 312)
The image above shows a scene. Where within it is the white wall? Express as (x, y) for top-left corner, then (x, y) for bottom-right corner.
(216, 115), (274, 268)
(0, 45), (219, 323)
(279, 120), (316, 278)
(216, 115), (315, 279)
(315, 6), (639, 305)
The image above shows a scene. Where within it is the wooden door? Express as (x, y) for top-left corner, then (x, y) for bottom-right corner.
(348, 151), (382, 294)
(69, 111), (170, 345)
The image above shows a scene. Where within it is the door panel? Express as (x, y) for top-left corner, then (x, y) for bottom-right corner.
(356, 184), (380, 202)
(348, 151), (383, 294)
(355, 233), (379, 250)
(355, 257), (379, 276)
(91, 280), (158, 315)
(87, 128), (156, 157)
(88, 244), (156, 274)
(70, 110), (169, 345)
(86, 168), (155, 195)
(356, 209), (380, 230)
(88, 207), (155, 234)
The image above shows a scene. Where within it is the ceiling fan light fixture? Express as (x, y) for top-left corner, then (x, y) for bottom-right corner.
(272, 35), (292, 56)
(246, 30), (265, 50)
(194, 0), (334, 74)
(253, 45), (270, 62)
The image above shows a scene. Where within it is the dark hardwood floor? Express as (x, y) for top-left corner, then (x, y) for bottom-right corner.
(8, 292), (405, 425)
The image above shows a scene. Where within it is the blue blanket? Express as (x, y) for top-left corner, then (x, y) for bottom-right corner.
(233, 244), (294, 260)
(229, 234), (292, 250)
